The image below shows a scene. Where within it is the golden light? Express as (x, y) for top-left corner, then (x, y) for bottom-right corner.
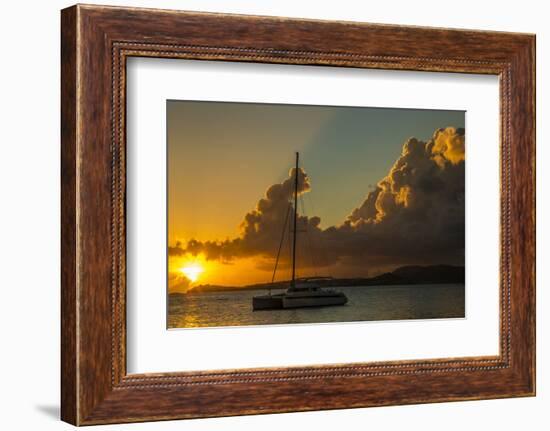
(180, 263), (204, 282)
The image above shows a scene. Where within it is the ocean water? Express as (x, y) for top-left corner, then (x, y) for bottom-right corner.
(168, 283), (465, 329)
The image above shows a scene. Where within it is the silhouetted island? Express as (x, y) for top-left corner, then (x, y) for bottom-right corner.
(174, 264), (465, 295)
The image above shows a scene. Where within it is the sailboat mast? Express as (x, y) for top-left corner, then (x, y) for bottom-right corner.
(291, 152), (299, 288)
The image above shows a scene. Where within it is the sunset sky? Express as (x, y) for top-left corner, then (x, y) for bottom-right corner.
(167, 101), (465, 292)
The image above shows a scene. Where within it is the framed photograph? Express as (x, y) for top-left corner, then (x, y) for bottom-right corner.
(61, 4), (535, 425)
(165, 102), (467, 329)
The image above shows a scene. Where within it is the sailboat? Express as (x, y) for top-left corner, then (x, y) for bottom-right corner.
(252, 152), (348, 311)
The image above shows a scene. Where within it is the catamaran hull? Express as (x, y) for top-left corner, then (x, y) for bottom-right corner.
(252, 293), (347, 310)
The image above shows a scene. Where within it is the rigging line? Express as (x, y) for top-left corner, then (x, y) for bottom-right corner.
(272, 202), (292, 284)
(299, 195), (318, 277)
(288, 202), (294, 281)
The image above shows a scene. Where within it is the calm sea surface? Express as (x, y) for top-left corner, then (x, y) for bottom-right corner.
(168, 283), (465, 329)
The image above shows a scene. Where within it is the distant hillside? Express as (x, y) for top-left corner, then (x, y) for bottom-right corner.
(392, 265), (465, 284)
(174, 264), (465, 295)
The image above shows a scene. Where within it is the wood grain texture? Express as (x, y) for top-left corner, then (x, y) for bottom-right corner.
(60, 5), (78, 425)
(60, 4), (536, 425)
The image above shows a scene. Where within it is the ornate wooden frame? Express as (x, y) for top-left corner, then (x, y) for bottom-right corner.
(61, 4), (535, 425)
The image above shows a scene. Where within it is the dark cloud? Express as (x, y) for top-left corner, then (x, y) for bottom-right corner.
(169, 127), (465, 272)
(338, 127), (465, 264)
(169, 166), (318, 262)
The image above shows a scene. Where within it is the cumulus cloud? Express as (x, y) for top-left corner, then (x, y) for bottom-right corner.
(169, 167), (321, 262)
(170, 127), (465, 272)
(339, 127), (465, 265)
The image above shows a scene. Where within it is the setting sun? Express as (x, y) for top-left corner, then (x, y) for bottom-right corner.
(180, 263), (204, 282)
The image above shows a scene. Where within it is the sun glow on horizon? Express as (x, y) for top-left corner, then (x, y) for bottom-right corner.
(179, 263), (204, 283)
(169, 254), (274, 292)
